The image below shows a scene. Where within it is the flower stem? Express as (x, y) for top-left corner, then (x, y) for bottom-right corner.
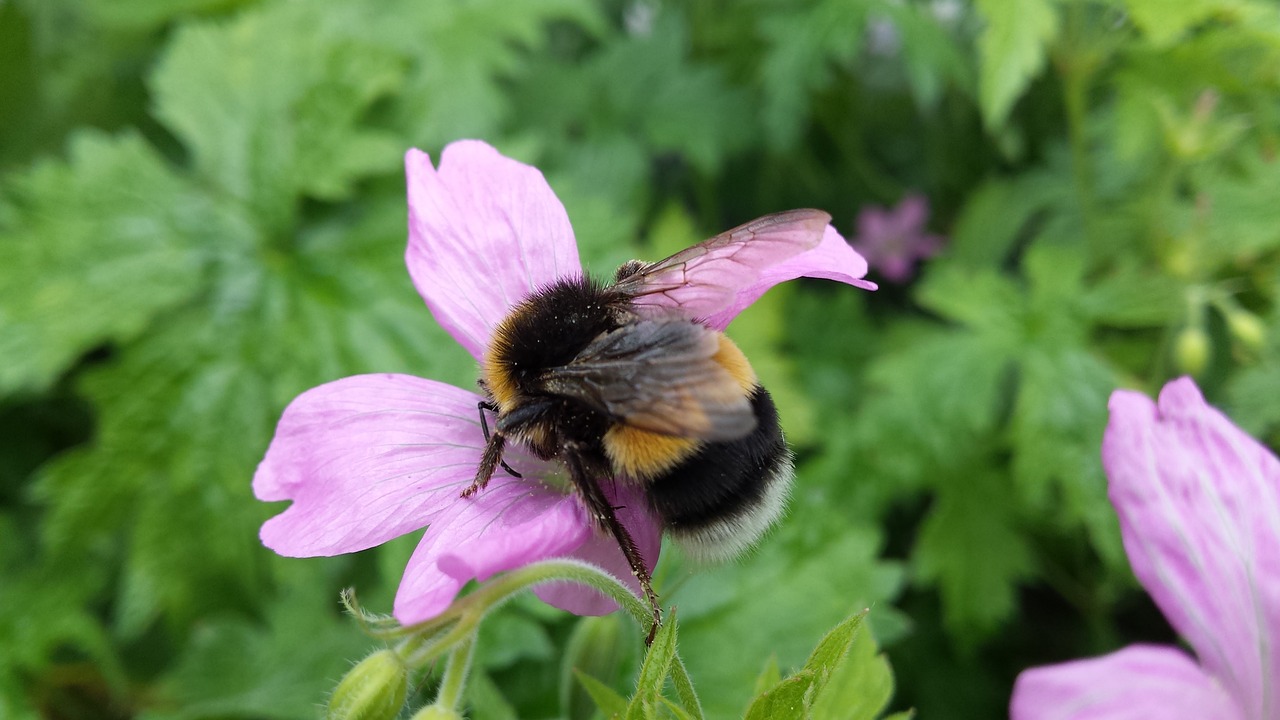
(434, 637), (475, 710)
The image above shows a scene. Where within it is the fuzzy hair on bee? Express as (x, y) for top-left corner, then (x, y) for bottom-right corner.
(460, 208), (829, 640)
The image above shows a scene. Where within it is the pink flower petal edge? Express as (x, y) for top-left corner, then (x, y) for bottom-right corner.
(1012, 377), (1279, 719)
(253, 374), (494, 557)
(405, 141), (580, 360)
(1104, 378), (1280, 719)
(704, 225), (876, 330)
(394, 478), (591, 623)
(1010, 645), (1243, 720)
(532, 484), (663, 616)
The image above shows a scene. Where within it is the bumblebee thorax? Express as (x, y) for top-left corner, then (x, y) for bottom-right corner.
(482, 276), (622, 411)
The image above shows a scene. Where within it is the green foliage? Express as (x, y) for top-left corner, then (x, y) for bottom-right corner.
(745, 612), (898, 720)
(5, 0), (1280, 717)
(974, 0), (1059, 129)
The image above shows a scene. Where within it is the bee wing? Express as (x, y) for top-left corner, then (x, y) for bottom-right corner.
(611, 209), (830, 319)
(540, 320), (755, 441)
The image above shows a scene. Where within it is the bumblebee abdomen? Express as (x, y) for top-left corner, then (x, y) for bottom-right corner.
(646, 386), (793, 563)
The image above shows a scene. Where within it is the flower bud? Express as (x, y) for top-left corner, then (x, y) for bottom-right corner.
(1226, 309), (1266, 351)
(408, 705), (465, 720)
(328, 649), (408, 720)
(1174, 326), (1211, 375)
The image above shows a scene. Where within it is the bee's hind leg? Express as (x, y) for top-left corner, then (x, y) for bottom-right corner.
(563, 449), (662, 645)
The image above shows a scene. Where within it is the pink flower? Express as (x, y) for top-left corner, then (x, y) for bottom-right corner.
(252, 140), (874, 625)
(1011, 377), (1280, 719)
(849, 194), (944, 283)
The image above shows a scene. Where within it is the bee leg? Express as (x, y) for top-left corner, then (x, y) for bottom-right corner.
(476, 401), (523, 479)
(564, 451), (662, 645)
(463, 420), (506, 498)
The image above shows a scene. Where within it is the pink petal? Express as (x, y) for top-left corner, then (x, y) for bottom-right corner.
(394, 477), (591, 624)
(857, 207), (890, 244)
(1011, 644), (1244, 720)
(894, 194), (929, 232)
(532, 483), (663, 615)
(703, 224), (876, 330)
(255, 374), (507, 556)
(404, 141), (580, 360)
(394, 480), (664, 623)
(1103, 377), (1280, 719)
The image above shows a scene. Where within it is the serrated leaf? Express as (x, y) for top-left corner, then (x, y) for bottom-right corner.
(759, 0), (868, 148)
(810, 625), (894, 720)
(974, 0), (1059, 128)
(914, 263), (1023, 342)
(35, 195), (471, 637)
(150, 1), (405, 230)
(1124, 0), (1233, 46)
(948, 174), (1065, 268)
(379, 0), (604, 148)
(0, 131), (214, 393)
(913, 466), (1034, 648)
(878, 2), (975, 109)
(744, 671), (817, 720)
(675, 527), (904, 719)
(1081, 265), (1184, 327)
(589, 13), (753, 173)
(574, 670), (628, 719)
(143, 584), (370, 720)
(1010, 347), (1124, 571)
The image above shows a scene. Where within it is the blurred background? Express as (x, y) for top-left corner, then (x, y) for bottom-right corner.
(3, 0), (1279, 717)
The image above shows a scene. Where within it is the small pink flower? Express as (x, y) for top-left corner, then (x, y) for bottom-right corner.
(1011, 377), (1280, 719)
(849, 194), (944, 283)
(252, 141), (874, 625)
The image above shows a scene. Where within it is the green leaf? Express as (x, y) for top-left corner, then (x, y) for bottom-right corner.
(0, 131), (212, 393)
(801, 612), (865, 686)
(675, 527), (903, 719)
(948, 174), (1065, 268)
(744, 671), (818, 720)
(759, 0), (868, 148)
(150, 1), (405, 231)
(1200, 155), (1280, 267)
(810, 627), (895, 720)
(628, 613), (679, 716)
(913, 466), (1035, 648)
(877, 1), (975, 109)
(0, 546), (122, 707)
(1123, 0), (1236, 47)
(378, 0), (605, 149)
(562, 614), (631, 720)
(973, 0), (1059, 128)
(468, 668), (520, 720)
(915, 263), (1024, 341)
(589, 13), (753, 173)
(1080, 265), (1185, 327)
(142, 582), (370, 720)
(573, 670), (628, 719)
(35, 194), (471, 637)
(752, 656), (783, 699)
(1010, 347), (1114, 509)
(475, 609), (555, 671)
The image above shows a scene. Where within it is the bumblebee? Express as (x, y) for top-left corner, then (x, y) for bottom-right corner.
(463, 209), (829, 638)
